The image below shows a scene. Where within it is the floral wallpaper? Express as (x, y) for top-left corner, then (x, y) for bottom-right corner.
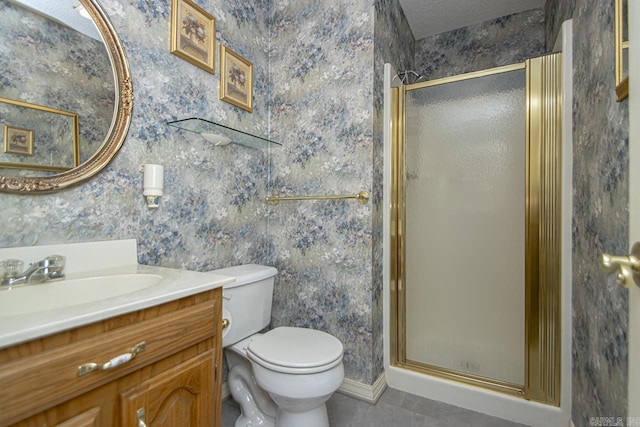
(545, 0), (575, 52)
(268, 0), (376, 384)
(545, 1), (630, 425)
(0, 0), (271, 269)
(0, 0), (414, 387)
(414, 8), (546, 80)
(1, 0), (584, 396)
(266, 0), (414, 385)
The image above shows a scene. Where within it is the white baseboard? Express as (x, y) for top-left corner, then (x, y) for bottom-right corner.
(337, 372), (387, 404)
(222, 372), (388, 405)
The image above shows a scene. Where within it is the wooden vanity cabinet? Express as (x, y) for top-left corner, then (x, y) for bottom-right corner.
(0, 288), (222, 427)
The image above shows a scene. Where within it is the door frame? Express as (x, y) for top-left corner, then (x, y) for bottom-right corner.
(627, 0), (640, 416)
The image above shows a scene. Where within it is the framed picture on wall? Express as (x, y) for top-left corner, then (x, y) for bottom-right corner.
(3, 125), (33, 156)
(170, 0), (216, 74)
(219, 45), (253, 112)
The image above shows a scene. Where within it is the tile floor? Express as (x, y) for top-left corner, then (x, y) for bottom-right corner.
(222, 387), (530, 427)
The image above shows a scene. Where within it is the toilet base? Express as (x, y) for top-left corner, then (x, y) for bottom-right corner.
(275, 403), (329, 427)
(226, 343), (277, 427)
(234, 414), (274, 427)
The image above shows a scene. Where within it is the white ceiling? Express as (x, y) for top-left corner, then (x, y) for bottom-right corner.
(398, 0), (546, 40)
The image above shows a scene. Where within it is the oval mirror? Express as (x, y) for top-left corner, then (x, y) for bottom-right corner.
(0, 0), (132, 193)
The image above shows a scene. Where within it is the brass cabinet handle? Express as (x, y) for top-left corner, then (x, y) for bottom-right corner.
(600, 242), (640, 288)
(137, 408), (147, 427)
(222, 318), (230, 329)
(77, 341), (146, 377)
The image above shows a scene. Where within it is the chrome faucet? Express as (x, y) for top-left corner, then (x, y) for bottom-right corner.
(0, 255), (66, 288)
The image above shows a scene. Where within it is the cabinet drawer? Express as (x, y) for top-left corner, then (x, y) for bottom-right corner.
(0, 294), (219, 426)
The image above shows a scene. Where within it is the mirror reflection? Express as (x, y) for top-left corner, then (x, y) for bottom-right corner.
(0, 97), (79, 172)
(0, 0), (115, 177)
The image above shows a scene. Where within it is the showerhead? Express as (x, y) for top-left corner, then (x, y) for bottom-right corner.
(396, 70), (428, 85)
(413, 74), (428, 83)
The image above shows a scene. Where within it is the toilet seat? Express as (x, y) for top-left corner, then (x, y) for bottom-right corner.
(246, 327), (343, 375)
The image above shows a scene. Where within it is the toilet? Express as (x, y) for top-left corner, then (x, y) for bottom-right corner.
(213, 264), (344, 427)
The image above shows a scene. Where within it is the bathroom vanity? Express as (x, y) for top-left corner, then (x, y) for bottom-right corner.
(0, 240), (233, 426)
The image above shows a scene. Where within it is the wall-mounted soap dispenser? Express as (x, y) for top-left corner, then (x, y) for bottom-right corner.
(142, 164), (164, 208)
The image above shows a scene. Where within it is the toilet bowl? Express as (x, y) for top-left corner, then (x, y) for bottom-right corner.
(247, 327), (344, 427)
(212, 264), (345, 427)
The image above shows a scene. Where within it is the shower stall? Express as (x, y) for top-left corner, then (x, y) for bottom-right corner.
(397, 63), (530, 395)
(382, 21), (573, 427)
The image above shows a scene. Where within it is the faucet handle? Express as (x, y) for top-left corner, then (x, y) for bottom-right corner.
(44, 255), (66, 268)
(43, 255), (66, 280)
(0, 259), (24, 285)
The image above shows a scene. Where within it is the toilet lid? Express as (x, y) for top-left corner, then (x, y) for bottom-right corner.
(246, 327), (343, 374)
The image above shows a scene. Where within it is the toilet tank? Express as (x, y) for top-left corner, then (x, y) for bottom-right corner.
(211, 264), (277, 347)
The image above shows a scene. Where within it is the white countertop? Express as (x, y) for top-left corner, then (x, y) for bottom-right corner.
(0, 240), (234, 349)
(0, 264), (233, 349)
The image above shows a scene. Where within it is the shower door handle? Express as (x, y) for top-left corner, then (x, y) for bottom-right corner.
(600, 242), (640, 288)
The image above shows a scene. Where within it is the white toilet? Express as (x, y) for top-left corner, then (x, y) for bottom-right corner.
(213, 264), (344, 427)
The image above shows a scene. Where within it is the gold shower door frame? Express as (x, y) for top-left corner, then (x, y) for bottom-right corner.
(389, 54), (562, 405)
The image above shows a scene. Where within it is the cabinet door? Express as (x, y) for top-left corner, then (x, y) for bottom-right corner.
(12, 387), (116, 427)
(120, 351), (216, 427)
(56, 408), (101, 427)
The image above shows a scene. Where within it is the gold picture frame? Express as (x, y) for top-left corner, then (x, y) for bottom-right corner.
(170, 0), (216, 74)
(615, 0), (629, 101)
(4, 125), (33, 156)
(220, 45), (253, 112)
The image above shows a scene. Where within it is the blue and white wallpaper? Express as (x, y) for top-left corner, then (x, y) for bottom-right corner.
(0, 0), (413, 387)
(0, 0), (271, 268)
(2, 0), (628, 414)
(546, 1), (630, 426)
(268, 0), (377, 383)
(269, 0), (378, 385)
(414, 8), (546, 80)
(266, 0), (414, 384)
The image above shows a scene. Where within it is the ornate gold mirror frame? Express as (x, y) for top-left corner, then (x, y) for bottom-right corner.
(0, 0), (133, 194)
(616, 0), (629, 101)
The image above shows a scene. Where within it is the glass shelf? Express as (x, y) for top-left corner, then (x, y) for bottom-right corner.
(166, 118), (281, 149)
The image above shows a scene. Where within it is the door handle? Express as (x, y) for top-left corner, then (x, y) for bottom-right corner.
(137, 408), (147, 427)
(600, 241), (640, 288)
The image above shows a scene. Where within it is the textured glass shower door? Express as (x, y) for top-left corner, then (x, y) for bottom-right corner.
(403, 67), (526, 387)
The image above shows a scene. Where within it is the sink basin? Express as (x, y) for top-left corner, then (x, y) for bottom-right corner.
(0, 274), (163, 317)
